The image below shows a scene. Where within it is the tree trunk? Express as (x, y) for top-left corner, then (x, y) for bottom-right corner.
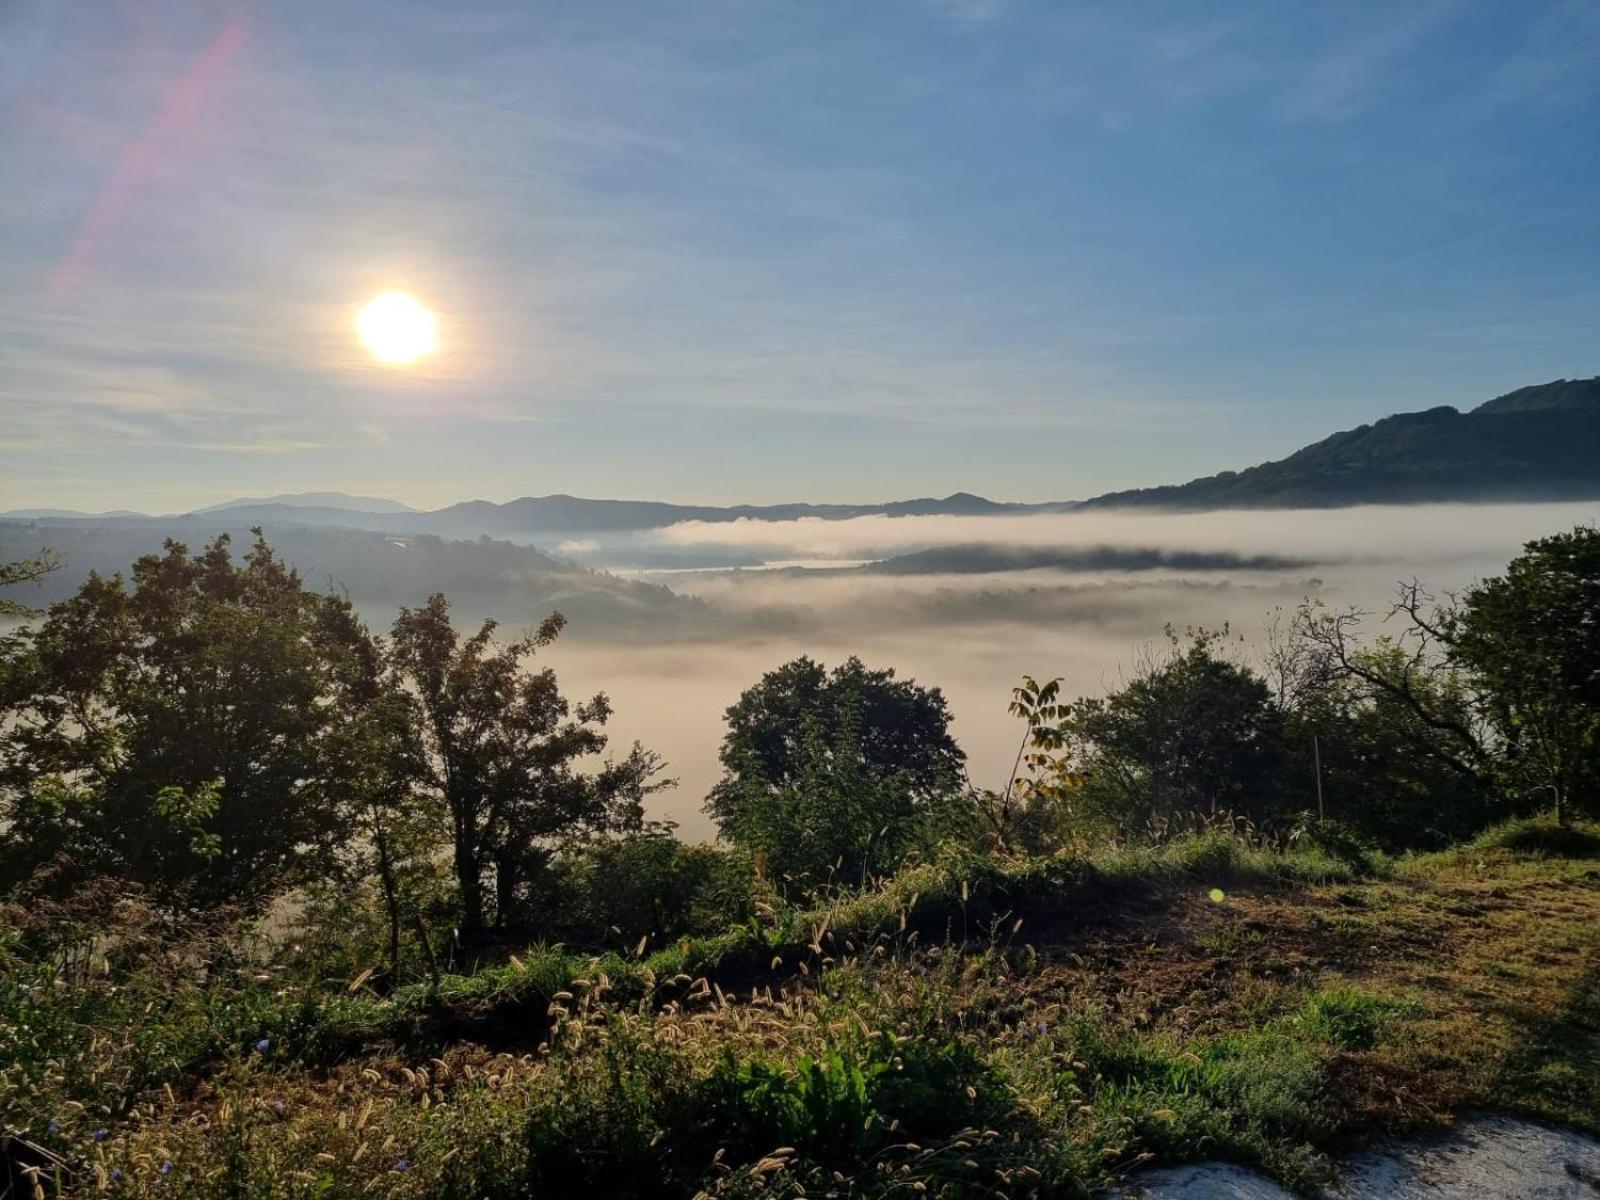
(372, 812), (402, 982)
(454, 831), (486, 940)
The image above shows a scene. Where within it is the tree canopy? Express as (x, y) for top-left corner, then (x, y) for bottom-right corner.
(706, 656), (965, 891)
(389, 594), (663, 938)
(0, 533), (380, 904)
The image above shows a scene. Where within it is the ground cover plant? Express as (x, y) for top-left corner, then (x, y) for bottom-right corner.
(3, 526), (1598, 1197)
(2, 817), (1597, 1198)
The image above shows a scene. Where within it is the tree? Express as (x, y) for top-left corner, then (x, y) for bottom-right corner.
(0, 533), (379, 904)
(1062, 626), (1288, 833)
(1280, 642), (1492, 849)
(526, 831), (756, 950)
(705, 657), (965, 890)
(0, 549), (59, 619)
(312, 601), (444, 982)
(388, 594), (663, 940)
(1450, 526), (1600, 822)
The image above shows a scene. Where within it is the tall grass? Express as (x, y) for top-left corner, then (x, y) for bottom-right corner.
(4, 820), (1594, 1198)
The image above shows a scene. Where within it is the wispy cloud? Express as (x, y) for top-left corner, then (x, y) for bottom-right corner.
(1278, 1), (1465, 122)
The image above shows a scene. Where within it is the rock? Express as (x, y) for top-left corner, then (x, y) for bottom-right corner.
(1119, 1116), (1600, 1199)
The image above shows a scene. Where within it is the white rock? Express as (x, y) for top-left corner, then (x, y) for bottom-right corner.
(1120, 1117), (1600, 1199)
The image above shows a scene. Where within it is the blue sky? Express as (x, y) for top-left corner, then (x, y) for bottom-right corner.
(2, 0), (1597, 511)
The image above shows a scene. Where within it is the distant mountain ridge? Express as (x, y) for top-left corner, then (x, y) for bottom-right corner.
(1083, 377), (1600, 510)
(194, 491), (418, 514)
(6, 378), (1599, 528)
(3, 492), (1076, 538)
(0, 520), (711, 640)
(1, 491), (1061, 535)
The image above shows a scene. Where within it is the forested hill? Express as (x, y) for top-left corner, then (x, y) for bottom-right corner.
(0, 521), (712, 639)
(1084, 377), (1600, 510)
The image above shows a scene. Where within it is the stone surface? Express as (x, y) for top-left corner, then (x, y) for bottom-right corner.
(1119, 1117), (1600, 1199)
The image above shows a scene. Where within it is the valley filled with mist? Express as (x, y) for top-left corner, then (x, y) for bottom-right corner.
(551, 500), (1600, 836)
(9, 499), (1595, 839)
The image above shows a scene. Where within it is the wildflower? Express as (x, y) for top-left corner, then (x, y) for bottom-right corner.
(255, 1038), (271, 1053)
(47, 1121), (60, 1135)
(110, 1168), (124, 1183)
(394, 1159), (410, 1172)
(1036, 1021), (1048, 1034)
(92, 1129), (107, 1142)
(272, 1099), (285, 1113)
(160, 1162), (174, 1176)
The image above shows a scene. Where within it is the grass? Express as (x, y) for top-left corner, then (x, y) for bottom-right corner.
(3, 819), (1597, 1197)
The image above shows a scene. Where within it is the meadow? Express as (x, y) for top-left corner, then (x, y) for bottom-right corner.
(5, 820), (1597, 1197)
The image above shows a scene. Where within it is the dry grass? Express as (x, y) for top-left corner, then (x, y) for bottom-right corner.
(9, 820), (1598, 1198)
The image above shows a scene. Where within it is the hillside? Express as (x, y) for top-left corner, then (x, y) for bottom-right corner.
(0, 520), (710, 638)
(7, 821), (1596, 1197)
(1086, 377), (1600, 509)
(167, 491), (1066, 538)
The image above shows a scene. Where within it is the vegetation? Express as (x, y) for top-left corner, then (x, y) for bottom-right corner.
(1, 524), (1598, 1197)
(706, 656), (966, 893)
(1085, 375), (1600, 509)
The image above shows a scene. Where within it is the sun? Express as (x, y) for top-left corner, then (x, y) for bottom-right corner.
(356, 291), (438, 365)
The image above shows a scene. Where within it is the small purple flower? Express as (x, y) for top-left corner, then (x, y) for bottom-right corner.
(394, 1159), (409, 1172)
(1036, 1021), (1048, 1034)
(91, 1129), (107, 1142)
(47, 1121), (60, 1135)
(272, 1099), (285, 1113)
(160, 1162), (173, 1176)
(255, 1038), (271, 1053)
(110, 1168), (124, 1183)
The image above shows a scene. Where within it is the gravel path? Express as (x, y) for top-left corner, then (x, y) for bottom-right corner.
(1120, 1116), (1600, 1199)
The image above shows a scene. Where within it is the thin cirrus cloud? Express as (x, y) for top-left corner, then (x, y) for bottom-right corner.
(2, 0), (1597, 512)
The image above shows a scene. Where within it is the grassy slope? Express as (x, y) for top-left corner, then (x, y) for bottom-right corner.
(6, 821), (1597, 1198)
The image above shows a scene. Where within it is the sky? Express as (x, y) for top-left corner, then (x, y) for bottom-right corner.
(2, 0), (1597, 513)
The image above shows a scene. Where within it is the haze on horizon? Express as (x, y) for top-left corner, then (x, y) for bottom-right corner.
(4, 0), (1599, 515)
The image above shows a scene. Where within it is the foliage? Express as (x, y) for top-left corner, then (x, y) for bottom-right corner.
(967, 675), (1081, 855)
(1450, 525), (1600, 821)
(525, 831), (758, 950)
(4, 522), (1600, 1196)
(0, 548), (60, 619)
(4, 818), (1595, 1198)
(389, 594), (667, 939)
(1039, 627), (1292, 836)
(706, 657), (966, 893)
(0, 533), (384, 904)
(1280, 640), (1494, 849)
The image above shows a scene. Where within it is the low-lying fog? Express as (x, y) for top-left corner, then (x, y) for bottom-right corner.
(539, 502), (1600, 840)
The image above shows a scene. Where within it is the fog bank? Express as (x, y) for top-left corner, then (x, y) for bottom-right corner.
(546, 502), (1600, 839)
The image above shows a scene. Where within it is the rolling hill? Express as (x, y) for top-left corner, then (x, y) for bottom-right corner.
(1084, 377), (1600, 509)
(0, 521), (712, 640)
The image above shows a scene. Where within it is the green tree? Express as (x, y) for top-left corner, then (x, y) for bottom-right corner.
(1064, 627), (1288, 834)
(527, 831), (755, 950)
(0, 549), (59, 620)
(312, 601), (445, 982)
(1280, 642), (1491, 849)
(0, 533), (380, 904)
(706, 657), (965, 890)
(1451, 526), (1600, 821)
(388, 594), (663, 940)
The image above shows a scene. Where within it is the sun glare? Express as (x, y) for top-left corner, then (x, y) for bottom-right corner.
(356, 291), (438, 365)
